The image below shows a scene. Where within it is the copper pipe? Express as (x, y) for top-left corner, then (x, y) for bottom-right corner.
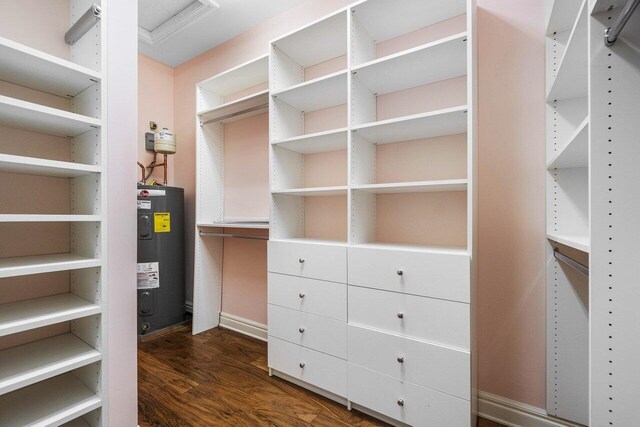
(137, 162), (146, 183)
(163, 154), (168, 186)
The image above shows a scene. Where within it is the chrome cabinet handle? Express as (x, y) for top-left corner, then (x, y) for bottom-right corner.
(299, 293), (305, 298)
(299, 362), (305, 368)
(397, 312), (404, 319)
(397, 269), (404, 276)
(397, 399), (404, 407)
(397, 356), (405, 363)
(299, 327), (305, 333)
(298, 258), (305, 263)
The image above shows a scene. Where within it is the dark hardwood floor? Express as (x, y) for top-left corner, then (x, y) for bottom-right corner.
(138, 326), (504, 426)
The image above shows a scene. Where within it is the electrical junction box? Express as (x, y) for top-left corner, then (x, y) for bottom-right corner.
(145, 132), (155, 152)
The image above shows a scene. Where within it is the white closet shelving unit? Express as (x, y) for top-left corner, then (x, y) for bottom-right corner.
(193, 55), (270, 334)
(0, 1), (107, 425)
(268, 0), (477, 425)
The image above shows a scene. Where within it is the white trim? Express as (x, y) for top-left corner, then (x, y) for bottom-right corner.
(478, 391), (583, 427)
(218, 312), (267, 342)
(138, 1), (220, 46)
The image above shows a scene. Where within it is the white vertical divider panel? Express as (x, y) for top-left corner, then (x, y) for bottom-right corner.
(590, 6), (640, 425)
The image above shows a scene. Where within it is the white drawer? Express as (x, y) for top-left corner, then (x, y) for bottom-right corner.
(268, 337), (347, 397)
(268, 240), (347, 283)
(349, 246), (470, 303)
(268, 273), (346, 321)
(348, 286), (470, 350)
(348, 364), (470, 426)
(268, 304), (347, 359)
(348, 325), (470, 400)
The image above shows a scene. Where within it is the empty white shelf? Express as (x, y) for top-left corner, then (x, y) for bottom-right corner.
(0, 333), (101, 396)
(197, 221), (270, 230)
(198, 89), (269, 124)
(547, 2), (587, 102)
(352, 0), (467, 44)
(546, 0), (584, 34)
(0, 373), (101, 426)
(547, 233), (590, 253)
(354, 106), (468, 144)
(353, 180), (468, 194)
(272, 70), (348, 111)
(0, 215), (101, 222)
(198, 55), (268, 96)
(272, 128), (348, 154)
(0, 294), (101, 337)
(272, 186), (348, 196)
(0, 253), (101, 279)
(353, 33), (468, 95)
(352, 242), (468, 256)
(547, 117), (589, 169)
(0, 154), (100, 177)
(0, 36), (101, 98)
(272, 10), (347, 67)
(0, 95), (101, 138)
(270, 237), (347, 247)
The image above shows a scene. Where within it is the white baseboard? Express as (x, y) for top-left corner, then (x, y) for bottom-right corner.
(478, 391), (583, 427)
(218, 312), (268, 342)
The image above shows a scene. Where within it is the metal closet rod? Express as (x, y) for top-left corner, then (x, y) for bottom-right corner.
(199, 231), (268, 241)
(605, 0), (640, 46)
(554, 248), (589, 278)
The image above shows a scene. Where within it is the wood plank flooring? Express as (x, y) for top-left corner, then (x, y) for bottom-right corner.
(138, 326), (504, 426)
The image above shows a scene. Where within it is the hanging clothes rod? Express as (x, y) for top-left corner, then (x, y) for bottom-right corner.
(605, 0), (640, 46)
(200, 104), (269, 126)
(199, 231), (268, 241)
(554, 248), (589, 278)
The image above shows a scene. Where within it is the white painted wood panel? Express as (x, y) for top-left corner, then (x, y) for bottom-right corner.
(268, 304), (347, 359)
(268, 273), (346, 321)
(348, 286), (470, 350)
(268, 240), (347, 283)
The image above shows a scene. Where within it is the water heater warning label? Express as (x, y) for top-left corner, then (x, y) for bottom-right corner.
(154, 212), (171, 233)
(137, 262), (159, 289)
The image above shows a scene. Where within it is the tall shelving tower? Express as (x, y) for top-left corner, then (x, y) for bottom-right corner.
(0, 1), (108, 425)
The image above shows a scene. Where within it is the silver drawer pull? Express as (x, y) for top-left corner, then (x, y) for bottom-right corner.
(299, 327), (305, 333)
(299, 293), (305, 298)
(299, 362), (305, 368)
(397, 399), (404, 407)
(397, 269), (404, 276)
(397, 312), (404, 319)
(397, 356), (405, 363)
(298, 258), (305, 263)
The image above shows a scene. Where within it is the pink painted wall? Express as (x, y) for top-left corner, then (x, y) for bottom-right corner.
(166, 0), (547, 409)
(138, 54), (175, 185)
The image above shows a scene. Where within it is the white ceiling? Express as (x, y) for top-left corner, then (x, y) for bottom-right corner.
(138, 0), (306, 67)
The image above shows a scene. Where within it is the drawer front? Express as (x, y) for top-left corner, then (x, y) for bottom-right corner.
(268, 273), (347, 321)
(268, 305), (347, 359)
(348, 286), (470, 350)
(349, 246), (470, 303)
(348, 364), (470, 426)
(268, 241), (347, 283)
(268, 337), (347, 397)
(348, 325), (470, 399)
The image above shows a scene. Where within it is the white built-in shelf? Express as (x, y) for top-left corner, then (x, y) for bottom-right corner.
(546, 0), (585, 34)
(353, 180), (468, 194)
(272, 71), (348, 111)
(270, 237), (348, 247)
(353, 33), (467, 95)
(0, 333), (101, 396)
(547, 233), (590, 253)
(352, 242), (468, 256)
(354, 105), (468, 144)
(0, 36), (101, 98)
(272, 10), (347, 67)
(352, 0), (467, 45)
(0, 95), (101, 138)
(198, 89), (269, 125)
(198, 55), (268, 96)
(547, 2), (588, 102)
(0, 254), (101, 279)
(272, 186), (348, 196)
(0, 373), (101, 426)
(591, 0), (626, 15)
(547, 117), (589, 169)
(0, 154), (100, 177)
(271, 128), (348, 154)
(0, 294), (101, 337)
(198, 221), (270, 230)
(0, 215), (101, 222)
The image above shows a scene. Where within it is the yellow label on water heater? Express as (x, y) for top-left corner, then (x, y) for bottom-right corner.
(154, 212), (171, 233)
